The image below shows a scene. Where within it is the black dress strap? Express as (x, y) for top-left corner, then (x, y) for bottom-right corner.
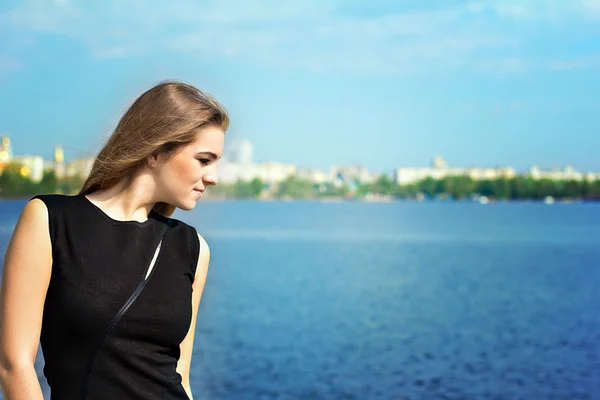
(80, 220), (172, 399)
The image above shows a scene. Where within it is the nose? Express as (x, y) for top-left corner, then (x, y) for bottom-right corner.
(203, 172), (218, 186)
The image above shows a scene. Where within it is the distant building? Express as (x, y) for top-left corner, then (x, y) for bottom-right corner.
(585, 172), (600, 182)
(1, 131), (598, 190)
(218, 160), (261, 184)
(526, 165), (584, 181)
(395, 166), (447, 185)
(497, 166), (517, 179)
(466, 167), (503, 180)
(395, 156), (460, 184)
(395, 156), (517, 185)
(330, 165), (374, 186)
(296, 167), (329, 184)
(431, 155), (448, 169)
(44, 160), (56, 172)
(66, 156), (95, 178)
(528, 165), (541, 180)
(12, 155), (45, 182)
(54, 145), (65, 178)
(218, 159), (295, 185)
(0, 136), (45, 182)
(228, 139), (253, 165)
(258, 162), (296, 184)
(0, 135), (13, 162)
(54, 145), (64, 164)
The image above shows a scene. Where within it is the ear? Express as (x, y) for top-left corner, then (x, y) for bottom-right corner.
(147, 153), (159, 168)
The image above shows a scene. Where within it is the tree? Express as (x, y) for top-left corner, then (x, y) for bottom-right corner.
(276, 176), (314, 199)
(232, 178), (264, 199)
(493, 177), (512, 199)
(453, 176), (476, 199)
(249, 177), (264, 197)
(510, 177), (534, 199)
(38, 170), (59, 194)
(562, 180), (581, 198)
(395, 183), (418, 199)
(419, 177), (438, 198)
(587, 180), (600, 200)
(0, 163), (37, 197)
(534, 179), (555, 199)
(371, 175), (395, 195)
(476, 179), (495, 197)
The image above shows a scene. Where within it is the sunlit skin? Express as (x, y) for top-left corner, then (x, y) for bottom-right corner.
(151, 125), (224, 211)
(80, 125), (225, 224)
(0, 125), (224, 399)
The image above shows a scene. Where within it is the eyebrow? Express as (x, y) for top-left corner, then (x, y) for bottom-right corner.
(196, 151), (221, 160)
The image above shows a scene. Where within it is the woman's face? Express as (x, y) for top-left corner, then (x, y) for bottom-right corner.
(154, 125), (224, 210)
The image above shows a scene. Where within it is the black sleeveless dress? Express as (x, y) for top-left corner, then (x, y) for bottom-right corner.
(31, 194), (200, 400)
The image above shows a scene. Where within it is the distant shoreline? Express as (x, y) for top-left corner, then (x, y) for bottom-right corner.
(1, 194), (598, 204)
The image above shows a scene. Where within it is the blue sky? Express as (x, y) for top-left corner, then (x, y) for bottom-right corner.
(0, 0), (599, 174)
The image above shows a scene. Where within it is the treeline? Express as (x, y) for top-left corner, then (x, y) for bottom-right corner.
(381, 175), (600, 200)
(209, 176), (350, 199)
(211, 175), (600, 201)
(0, 164), (85, 198)
(2, 161), (600, 201)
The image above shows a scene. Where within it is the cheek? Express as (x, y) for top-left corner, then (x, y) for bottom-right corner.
(168, 158), (199, 183)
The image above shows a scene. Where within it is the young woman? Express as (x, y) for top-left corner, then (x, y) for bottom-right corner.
(0, 80), (228, 399)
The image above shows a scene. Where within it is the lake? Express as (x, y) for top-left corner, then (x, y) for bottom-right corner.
(1, 199), (599, 399)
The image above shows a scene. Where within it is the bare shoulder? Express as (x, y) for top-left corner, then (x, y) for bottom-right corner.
(14, 198), (50, 235)
(196, 232), (210, 281)
(196, 232), (210, 262)
(0, 200), (53, 373)
(7, 198), (52, 258)
(22, 198), (49, 220)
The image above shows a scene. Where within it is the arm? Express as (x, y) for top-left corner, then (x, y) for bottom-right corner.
(177, 233), (210, 400)
(0, 199), (52, 399)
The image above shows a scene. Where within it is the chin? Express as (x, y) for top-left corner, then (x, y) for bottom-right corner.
(180, 201), (198, 211)
(171, 198), (198, 212)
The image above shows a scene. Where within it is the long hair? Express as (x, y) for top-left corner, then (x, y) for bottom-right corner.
(79, 80), (229, 217)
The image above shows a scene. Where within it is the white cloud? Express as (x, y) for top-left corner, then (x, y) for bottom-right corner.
(1, 0), (599, 74)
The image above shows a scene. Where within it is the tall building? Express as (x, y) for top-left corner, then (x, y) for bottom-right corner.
(12, 155), (44, 182)
(228, 139), (253, 165)
(0, 135), (12, 162)
(54, 145), (65, 178)
(432, 155), (448, 169)
(54, 145), (64, 164)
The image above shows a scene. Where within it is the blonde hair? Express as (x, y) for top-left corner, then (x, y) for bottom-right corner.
(79, 80), (229, 217)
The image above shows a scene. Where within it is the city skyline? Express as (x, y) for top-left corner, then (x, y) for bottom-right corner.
(1, 1), (599, 172)
(2, 134), (599, 184)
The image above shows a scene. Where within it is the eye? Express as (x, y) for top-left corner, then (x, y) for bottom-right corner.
(198, 158), (211, 165)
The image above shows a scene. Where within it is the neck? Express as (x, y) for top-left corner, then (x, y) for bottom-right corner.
(84, 172), (158, 223)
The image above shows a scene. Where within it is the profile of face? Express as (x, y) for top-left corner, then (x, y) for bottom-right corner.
(151, 125), (225, 210)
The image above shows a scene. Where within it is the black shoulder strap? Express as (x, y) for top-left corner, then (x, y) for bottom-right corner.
(81, 220), (171, 398)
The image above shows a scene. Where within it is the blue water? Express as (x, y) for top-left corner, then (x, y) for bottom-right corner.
(1, 200), (600, 399)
